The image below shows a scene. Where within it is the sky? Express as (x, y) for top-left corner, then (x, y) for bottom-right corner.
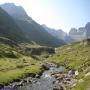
(0, 0), (90, 33)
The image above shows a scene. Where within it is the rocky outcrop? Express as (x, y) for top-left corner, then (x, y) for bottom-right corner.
(69, 22), (90, 42)
(52, 70), (78, 90)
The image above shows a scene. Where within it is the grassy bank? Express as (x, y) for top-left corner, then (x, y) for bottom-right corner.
(0, 41), (44, 85)
(0, 57), (42, 85)
(49, 42), (90, 71)
(71, 75), (90, 90)
(48, 41), (90, 90)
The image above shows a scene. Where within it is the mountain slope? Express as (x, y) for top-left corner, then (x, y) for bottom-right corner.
(0, 7), (28, 43)
(49, 39), (90, 70)
(0, 3), (65, 47)
(42, 24), (73, 43)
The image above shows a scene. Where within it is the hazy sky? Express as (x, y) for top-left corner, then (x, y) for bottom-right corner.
(0, 0), (90, 33)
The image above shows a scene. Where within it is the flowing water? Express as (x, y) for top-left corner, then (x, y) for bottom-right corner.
(19, 64), (65, 90)
(1, 63), (65, 90)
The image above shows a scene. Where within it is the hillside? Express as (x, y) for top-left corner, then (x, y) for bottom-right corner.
(0, 3), (65, 47)
(0, 36), (56, 86)
(0, 7), (27, 43)
(48, 39), (90, 90)
(42, 24), (73, 43)
(49, 39), (90, 70)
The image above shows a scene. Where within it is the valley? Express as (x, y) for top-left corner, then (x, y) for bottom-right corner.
(0, 2), (90, 90)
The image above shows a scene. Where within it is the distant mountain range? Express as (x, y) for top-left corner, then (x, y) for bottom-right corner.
(0, 3), (90, 47)
(0, 3), (65, 47)
(42, 24), (73, 43)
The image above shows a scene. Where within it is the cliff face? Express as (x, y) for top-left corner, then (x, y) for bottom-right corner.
(69, 22), (90, 41)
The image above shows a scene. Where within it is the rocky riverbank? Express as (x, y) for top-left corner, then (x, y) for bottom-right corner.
(0, 62), (78, 90)
(0, 66), (44, 90)
(52, 71), (78, 90)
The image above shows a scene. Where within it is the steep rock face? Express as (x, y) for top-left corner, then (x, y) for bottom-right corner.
(85, 22), (90, 39)
(69, 22), (90, 41)
(1, 3), (65, 47)
(0, 3), (29, 20)
(69, 28), (86, 41)
(0, 7), (27, 43)
(69, 28), (77, 35)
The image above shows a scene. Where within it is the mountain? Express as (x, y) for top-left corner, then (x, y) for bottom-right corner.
(69, 22), (90, 41)
(42, 24), (73, 43)
(0, 3), (65, 47)
(0, 7), (27, 43)
(85, 22), (90, 39)
(0, 3), (30, 21)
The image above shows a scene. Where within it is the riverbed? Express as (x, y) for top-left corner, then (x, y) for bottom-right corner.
(1, 62), (66, 90)
(19, 66), (65, 90)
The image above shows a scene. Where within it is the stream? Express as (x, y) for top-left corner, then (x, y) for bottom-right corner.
(1, 62), (66, 90)
(19, 65), (65, 90)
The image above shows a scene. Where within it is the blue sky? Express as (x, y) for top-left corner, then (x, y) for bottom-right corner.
(0, 0), (90, 33)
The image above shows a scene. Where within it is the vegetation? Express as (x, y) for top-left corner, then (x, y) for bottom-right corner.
(71, 75), (90, 90)
(49, 41), (90, 71)
(48, 40), (90, 90)
(0, 38), (44, 85)
(0, 57), (42, 85)
(0, 7), (27, 43)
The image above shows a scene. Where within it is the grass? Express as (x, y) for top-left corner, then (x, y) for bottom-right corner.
(0, 57), (42, 85)
(71, 75), (90, 90)
(0, 42), (43, 85)
(48, 41), (90, 90)
(0, 38), (55, 86)
(48, 42), (90, 71)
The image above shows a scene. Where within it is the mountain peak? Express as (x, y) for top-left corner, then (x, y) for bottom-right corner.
(0, 3), (29, 20)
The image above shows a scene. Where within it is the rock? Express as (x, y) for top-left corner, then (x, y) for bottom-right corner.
(66, 78), (71, 81)
(53, 81), (56, 84)
(3, 86), (11, 90)
(23, 77), (32, 83)
(53, 87), (60, 90)
(32, 78), (38, 83)
(56, 77), (63, 82)
(23, 79), (28, 83)
(0, 84), (4, 89)
(53, 80), (64, 90)
(53, 85), (64, 90)
(35, 74), (40, 78)
(18, 81), (23, 86)
(12, 83), (18, 89)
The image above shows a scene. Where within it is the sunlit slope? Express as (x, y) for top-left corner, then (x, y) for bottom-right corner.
(49, 39), (90, 71)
